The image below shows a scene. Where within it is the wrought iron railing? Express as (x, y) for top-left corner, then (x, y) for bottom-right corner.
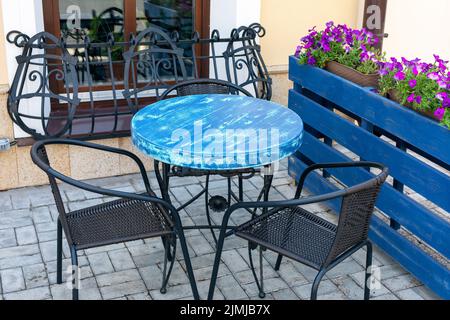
(6, 23), (272, 141)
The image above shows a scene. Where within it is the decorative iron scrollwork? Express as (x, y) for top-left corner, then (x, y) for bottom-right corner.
(7, 32), (80, 139)
(122, 27), (188, 113)
(223, 24), (272, 100)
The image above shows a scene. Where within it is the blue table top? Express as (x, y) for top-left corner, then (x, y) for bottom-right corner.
(131, 94), (304, 170)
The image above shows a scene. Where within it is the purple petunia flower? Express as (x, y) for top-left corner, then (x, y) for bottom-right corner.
(307, 55), (316, 65)
(360, 52), (369, 62)
(415, 95), (422, 104)
(428, 72), (440, 81)
(409, 79), (417, 89)
(321, 40), (331, 52)
(303, 41), (313, 49)
(370, 36), (379, 46)
(437, 80), (448, 89)
(436, 92), (448, 101)
(379, 68), (389, 76)
(394, 71), (406, 81)
(443, 97), (450, 108)
(434, 107), (446, 120)
(407, 94), (416, 103)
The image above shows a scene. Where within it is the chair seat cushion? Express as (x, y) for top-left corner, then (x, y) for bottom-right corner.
(66, 198), (173, 250)
(235, 207), (337, 269)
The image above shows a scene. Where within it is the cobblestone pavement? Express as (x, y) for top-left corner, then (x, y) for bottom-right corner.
(0, 160), (441, 300)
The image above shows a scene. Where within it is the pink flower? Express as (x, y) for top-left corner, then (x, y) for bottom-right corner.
(434, 107), (445, 121)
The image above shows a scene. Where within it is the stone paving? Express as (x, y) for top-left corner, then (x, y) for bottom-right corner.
(0, 160), (441, 300)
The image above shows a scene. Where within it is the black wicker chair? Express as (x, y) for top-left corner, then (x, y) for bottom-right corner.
(208, 162), (389, 300)
(30, 139), (199, 300)
(155, 79), (257, 243)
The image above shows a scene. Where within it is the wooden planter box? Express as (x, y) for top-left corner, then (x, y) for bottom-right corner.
(288, 56), (450, 299)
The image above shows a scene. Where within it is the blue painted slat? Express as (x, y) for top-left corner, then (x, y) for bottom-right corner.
(289, 155), (450, 299)
(298, 132), (450, 259)
(289, 89), (450, 212)
(289, 56), (450, 165)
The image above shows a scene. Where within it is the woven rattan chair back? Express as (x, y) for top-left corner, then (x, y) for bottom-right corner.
(160, 79), (254, 101)
(323, 173), (387, 267)
(176, 82), (230, 96)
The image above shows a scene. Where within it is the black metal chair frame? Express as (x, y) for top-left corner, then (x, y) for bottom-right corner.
(30, 139), (199, 300)
(153, 78), (273, 244)
(207, 162), (389, 300)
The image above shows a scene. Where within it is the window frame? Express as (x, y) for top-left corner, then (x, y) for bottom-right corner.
(42, 0), (211, 93)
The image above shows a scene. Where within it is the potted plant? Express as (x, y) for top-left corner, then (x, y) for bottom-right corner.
(295, 21), (383, 88)
(378, 55), (450, 128)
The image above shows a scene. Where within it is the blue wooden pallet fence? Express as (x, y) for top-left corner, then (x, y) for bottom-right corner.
(288, 56), (450, 299)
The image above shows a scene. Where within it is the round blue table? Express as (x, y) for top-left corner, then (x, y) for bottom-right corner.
(131, 94), (304, 171)
(132, 94), (304, 296)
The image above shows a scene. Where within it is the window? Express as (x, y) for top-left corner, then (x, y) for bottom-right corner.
(38, 0), (210, 138)
(43, 0), (210, 88)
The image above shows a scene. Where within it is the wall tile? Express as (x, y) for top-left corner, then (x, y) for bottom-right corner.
(0, 147), (19, 191)
(17, 144), (70, 188)
(0, 87), (19, 190)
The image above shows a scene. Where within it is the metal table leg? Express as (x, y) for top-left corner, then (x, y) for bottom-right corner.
(248, 164), (274, 299)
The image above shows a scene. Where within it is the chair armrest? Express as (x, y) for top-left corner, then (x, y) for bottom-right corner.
(31, 139), (153, 195)
(218, 188), (348, 236)
(218, 161), (388, 234)
(295, 161), (386, 198)
(31, 140), (185, 228)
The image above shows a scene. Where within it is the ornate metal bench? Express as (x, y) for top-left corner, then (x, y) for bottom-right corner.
(6, 24), (271, 141)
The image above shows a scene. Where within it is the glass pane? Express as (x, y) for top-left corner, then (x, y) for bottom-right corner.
(136, 0), (195, 78)
(60, 0), (124, 42)
(59, 0), (125, 86)
(136, 0), (194, 38)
